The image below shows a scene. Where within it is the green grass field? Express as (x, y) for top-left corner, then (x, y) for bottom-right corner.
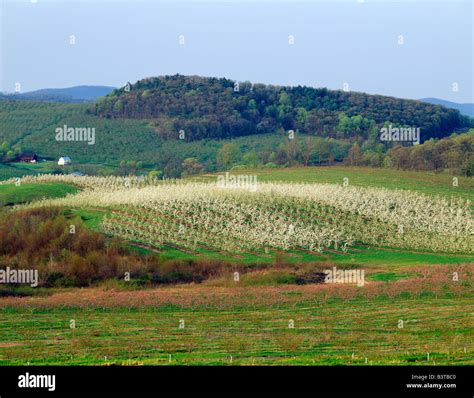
(0, 183), (77, 206)
(0, 164), (37, 181)
(0, 289), (472, 365)
(8, 161), (58, 173)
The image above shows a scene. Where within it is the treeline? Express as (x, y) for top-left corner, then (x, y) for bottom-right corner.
(155, 130), (474, 178)
(141, 135), (353, 178)
(386, 131), (474, 176)
(147, 130), (474, 178)
(90, 74), (469, 141)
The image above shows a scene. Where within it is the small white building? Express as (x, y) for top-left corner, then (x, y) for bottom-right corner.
(58, 156), (71, 166)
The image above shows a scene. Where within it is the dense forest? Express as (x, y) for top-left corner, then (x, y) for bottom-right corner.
(90, 75), (470, 142)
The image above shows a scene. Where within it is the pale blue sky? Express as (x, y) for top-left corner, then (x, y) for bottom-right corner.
(1, 0), (473, 102)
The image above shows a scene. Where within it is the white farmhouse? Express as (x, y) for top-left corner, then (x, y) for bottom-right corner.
(58, 156), (72, 166)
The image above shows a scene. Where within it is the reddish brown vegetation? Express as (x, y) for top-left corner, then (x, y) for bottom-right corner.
(0, 264), (471, 309)
(0, 208), (243, 288)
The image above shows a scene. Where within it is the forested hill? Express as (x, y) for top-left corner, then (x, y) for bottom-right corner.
(90, 75), (469, 142)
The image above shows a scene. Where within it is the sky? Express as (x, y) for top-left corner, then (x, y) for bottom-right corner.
(1, 0), (473, 102)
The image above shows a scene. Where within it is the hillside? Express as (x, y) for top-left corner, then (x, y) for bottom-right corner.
(90, 75), (468, 141)
(0, 100), (354, 177)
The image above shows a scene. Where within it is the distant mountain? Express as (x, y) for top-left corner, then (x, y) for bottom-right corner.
(420, 98), (474, 117)
(0, 85), (116, 103)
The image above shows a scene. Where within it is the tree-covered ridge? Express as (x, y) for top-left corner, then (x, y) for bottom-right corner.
(90, 74), (469, 141)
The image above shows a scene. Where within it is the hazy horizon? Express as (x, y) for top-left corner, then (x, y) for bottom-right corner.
(1, 0), (473, 102)
(4, 81), (474, 105)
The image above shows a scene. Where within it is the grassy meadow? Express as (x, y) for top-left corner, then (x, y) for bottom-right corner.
(0, 183), (77, 206)
(1, 288), (472, 366)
